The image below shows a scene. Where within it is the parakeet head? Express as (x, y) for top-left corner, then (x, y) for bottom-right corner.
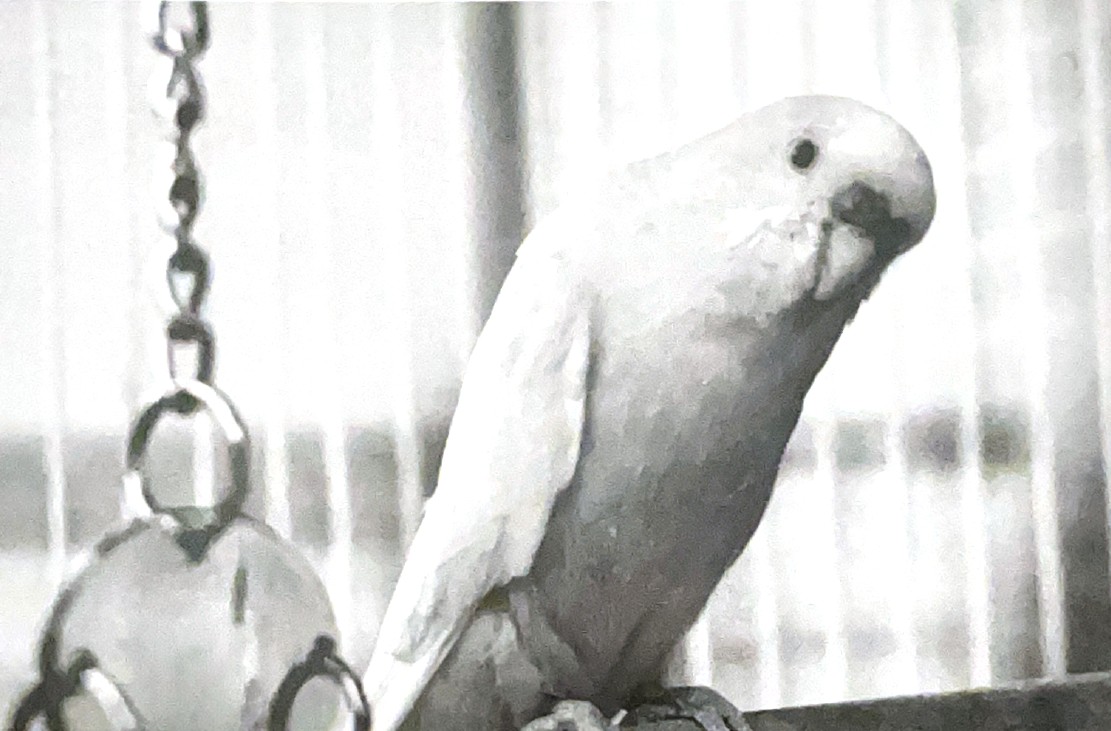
(626, 95), (937, 329)
(772, 96), (935, 250)
(776, 95), (935, 294)
(707, 95), (936, 313)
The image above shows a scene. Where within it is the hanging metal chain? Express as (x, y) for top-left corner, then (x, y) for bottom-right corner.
(147, 0), (214, 410)
(126, 0), (252, 532)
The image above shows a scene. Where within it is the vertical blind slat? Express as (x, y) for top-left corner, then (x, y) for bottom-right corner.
(1002, 1), (1068, 679)
(104, 0), (134, 532)
(750, 527), (783, 709)
(813, 418), (850, 701)
(303, 3), (355, 641)
(1078, 0), (1111, 614)
(32, 0), (67, 588)
(874, 0), (920, 694)
(252, 1), (293, 541)
(942, 0), (997, 688)
(361, 6), (425, 552)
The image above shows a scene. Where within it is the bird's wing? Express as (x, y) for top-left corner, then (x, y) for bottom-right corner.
(364, 219), (593, 731)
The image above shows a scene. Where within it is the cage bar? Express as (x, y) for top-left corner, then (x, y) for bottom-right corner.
(251, 2), (292, 541)
(445, 7), (479, 368)
(303, 5), (354, 639)
(101, 0), (128, 415)
(31, 0), (67, 589)
(879, 343), (920, 692)
(1079, 0), (1111, 611)
(874, 0), (921, 693)
(113, 0), (147, 535)
(361, 7), (425, 551)
(934, 1), (996, 688)
(957, 374), (993, 687)
(104, 0), (137, 531)
(1002, 1), (1067, 679)
(515, 4), (604, 222)
(811, 416), (850, 700)
(749, 524), (783, 709)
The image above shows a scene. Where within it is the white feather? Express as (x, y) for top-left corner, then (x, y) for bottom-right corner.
(364, 218), (593, 731)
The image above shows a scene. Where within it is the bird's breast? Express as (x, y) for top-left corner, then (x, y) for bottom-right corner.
(521, 317), (806, 702)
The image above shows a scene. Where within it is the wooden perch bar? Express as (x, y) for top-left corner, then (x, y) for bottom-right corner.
(747, 673), (1111, 731)
(621, 674), (1111, 730)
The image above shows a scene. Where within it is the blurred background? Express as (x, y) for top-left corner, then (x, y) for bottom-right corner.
(1, 0), (1110, 721)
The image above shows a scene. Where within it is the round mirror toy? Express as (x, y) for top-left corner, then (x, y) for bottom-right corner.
(9, 383), (342, 731)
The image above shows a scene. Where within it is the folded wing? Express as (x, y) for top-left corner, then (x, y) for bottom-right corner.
(363, 219), (594, 731)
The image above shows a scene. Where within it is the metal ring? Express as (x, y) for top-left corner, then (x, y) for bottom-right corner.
(267, 635), (371, 731)
(124, 380), (249, 533)
(8, 651), (143, 731)
(166, 313), (215, 386)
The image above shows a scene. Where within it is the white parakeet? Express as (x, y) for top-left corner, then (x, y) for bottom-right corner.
(364, 95), (937, 731)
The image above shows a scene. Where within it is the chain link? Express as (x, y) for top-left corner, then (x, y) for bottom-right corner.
(151, 0), (209, 59)
(147, 1), (214, 405)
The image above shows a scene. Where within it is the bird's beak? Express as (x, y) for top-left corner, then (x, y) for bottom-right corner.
(832, 133), (937, 261)
(830, 181), (915, 261)
(811, 138), (936, 303)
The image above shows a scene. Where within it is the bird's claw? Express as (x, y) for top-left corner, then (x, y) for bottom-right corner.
(519, 687), (750, 731)
(620, 686), (752, 731)
(520, 700), (619, 731)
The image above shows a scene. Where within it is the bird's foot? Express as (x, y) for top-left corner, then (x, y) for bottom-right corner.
(520, 700), (620, 731)
(620, 686), (751, 731)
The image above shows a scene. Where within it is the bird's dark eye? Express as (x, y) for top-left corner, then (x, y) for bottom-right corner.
(789, 138), (819, 172)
